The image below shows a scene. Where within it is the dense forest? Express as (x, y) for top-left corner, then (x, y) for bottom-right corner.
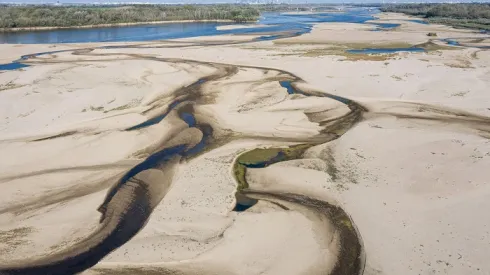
(381, 3), (490, 30)
(0, 5), (260, 29)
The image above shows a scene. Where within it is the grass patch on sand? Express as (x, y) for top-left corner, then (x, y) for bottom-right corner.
(233, 162), (247, 191)
(233, 144), (312, 191)
(415, 41), (455, 51)
(238, 148), (283, 165)
(275, 41), (413, 49)
(471, 50), (481, 59)
(89, 105), (105, 112)
(272, 42), (420, 61)
(445, 59), (474, 69)
(300, 47), (396, 61)
(104, 103), (132, 113)
(268, 41), (458, 60)
(0, 227), (32, 254)
(342, 52), (396, 61)
(340, 42), (413, 49)
(270, 40), (462, 61)
(0, 81), (23, 91)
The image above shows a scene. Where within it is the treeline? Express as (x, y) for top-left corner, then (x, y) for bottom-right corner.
(0, 5), (260, 28)
(256, 4), (342, 12)
(381, 3), (490, 30)
(381, 3), (490, 19)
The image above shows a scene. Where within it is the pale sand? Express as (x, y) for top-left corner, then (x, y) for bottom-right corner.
(170, 34), (261, 42)
(216, 24), (269, 31)
(276, 20), (486, 46)
(1, 12), (490, 275)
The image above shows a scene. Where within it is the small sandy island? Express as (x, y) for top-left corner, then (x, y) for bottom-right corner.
(216, 24), (269, 31)
(0, 12), (489, 275)
(281, 10), (345, 15)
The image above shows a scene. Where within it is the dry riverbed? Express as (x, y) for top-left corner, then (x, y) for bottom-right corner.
(0, 13), (489, 275)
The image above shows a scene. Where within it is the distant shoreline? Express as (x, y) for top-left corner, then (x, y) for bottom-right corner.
(380, 3), (490, 31)
(0, 19), (257, 33)
(281, 10), (345, 15)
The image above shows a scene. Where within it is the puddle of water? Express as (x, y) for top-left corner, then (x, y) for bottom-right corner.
(183, 135), (207, 157)
(20, 49), (67, 59)
(0, 62), (29, 71)
(1, 49), (72, 71)
(180, 112), (196, 127)
(443, 38), (490, 49)
(256, 34), (283, 41)
(407, 19), (429, 25)
(445, 39), (460, 46)
(280, 80), (353, 105)
(279, 80), (296, 94)
(233, 193), (258, 212)
(233, 203), (255, 212)
(322, 93), (352, 104)
(347, 47), (425, 54)
(372, 23), (400, 29)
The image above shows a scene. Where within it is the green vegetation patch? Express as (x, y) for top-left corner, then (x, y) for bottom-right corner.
(275, 42), (417, 61)
(429, 18), (490, 30)
(415, 41), (455, 51)
(0, 5), (260, 29)
(233, 144), (312, 191)
(239, 144), (312, 166)
(339, 42), (414, 49)
(381, 3), (490, 30)
(341, 52), (396, 61)
(237, 147), (283, 166)
(277, 45), (398, 61)
(233, 162), (247, 191)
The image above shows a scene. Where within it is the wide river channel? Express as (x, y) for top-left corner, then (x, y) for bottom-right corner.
(0, 9), (380, 44)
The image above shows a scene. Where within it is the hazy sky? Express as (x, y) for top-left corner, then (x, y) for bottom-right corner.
(1, 0), (489, 3)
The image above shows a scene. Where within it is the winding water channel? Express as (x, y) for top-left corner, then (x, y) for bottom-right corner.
(0, 42), (368, 274)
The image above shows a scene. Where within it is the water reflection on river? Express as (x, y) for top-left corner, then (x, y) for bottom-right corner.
(0, 9), (377, 44)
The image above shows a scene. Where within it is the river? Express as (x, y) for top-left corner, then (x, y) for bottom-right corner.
(0, 10), (377, 44)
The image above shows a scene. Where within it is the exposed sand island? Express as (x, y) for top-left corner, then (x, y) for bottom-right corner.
(215, 24), (269, 31)
(0, 13), (489, 275)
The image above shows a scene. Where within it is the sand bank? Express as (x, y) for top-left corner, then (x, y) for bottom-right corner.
(216, 24), (269, 31)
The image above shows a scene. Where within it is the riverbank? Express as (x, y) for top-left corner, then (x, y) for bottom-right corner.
(0, 12), (489, 275)
(0, 19), (257, 33)
(380, 3), (490, 31)
(0, 4), (260, 32)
